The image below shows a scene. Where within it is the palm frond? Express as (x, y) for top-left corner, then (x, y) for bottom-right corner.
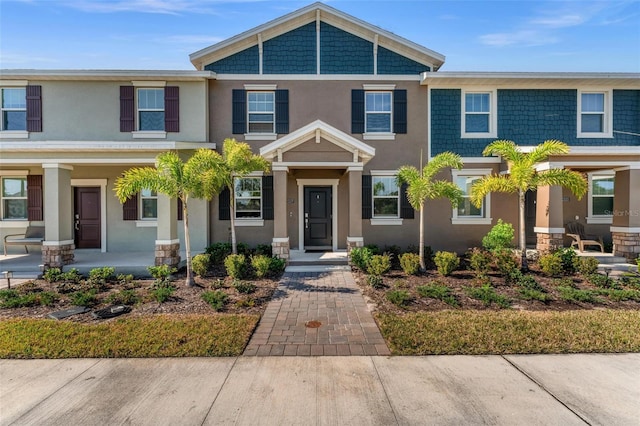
(114, 167), (167, 202)
(470, 175), (518, 207)
(534, 169), (588, 199)
(423, 152), (463, 181)
(482, 140), (521, 163)
(396, 166), (420, 186)
(184, 148), (225, 200)
(526, 139), (570, 166)
(428, 180), (464, 207)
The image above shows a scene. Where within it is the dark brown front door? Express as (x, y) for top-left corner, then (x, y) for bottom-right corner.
(304, 186), (332, 250)
(74, 187), (101, 249)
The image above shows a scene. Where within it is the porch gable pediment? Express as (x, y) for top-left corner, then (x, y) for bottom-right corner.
(259, 120), (375, 164)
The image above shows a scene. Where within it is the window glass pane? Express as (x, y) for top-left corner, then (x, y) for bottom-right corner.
(581, 93), (604, 112)
(3, 199), (27, 219)
(592, 197), (613, 216)
(248, 113), (274, 123)
(366, 113), (391, 132)
(141, 199), (157, 219)
(140, 188), (157, 197)
(373, 198), (398, 217)
(139, 111), (165, 130)
(2, 88), (26, 109)
(465, 93), (489, 113)
(248, 92), (274, 112)
(365, 92), (391, 112)
(3, 111), (27, 130)
(235, 178), (261, 198)
(592, 176), (614, 195)
(2, 178), (27, 197)
(373, 177), (398, 196)
(465, 114), (489, 133)
(581, 114), (603, 133)
(138, 89), (164, 109)
(457, 199), (482, 217)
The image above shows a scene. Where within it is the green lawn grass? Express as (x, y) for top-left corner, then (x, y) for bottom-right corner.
(0, 314), (259, 358)
(376, 310), (640, 355)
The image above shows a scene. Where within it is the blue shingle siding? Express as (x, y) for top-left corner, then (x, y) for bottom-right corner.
(431, 89), (640, 157)
(377, 46), (430, 75)
(204, 45), (259, 74)
(264, 22), (316, 74)
(320, 22), (373, 74)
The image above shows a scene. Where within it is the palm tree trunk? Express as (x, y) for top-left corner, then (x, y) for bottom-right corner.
(182, 197), (195, 287)
(419, 203), (425, 271)
(229, 186), (237, 255)
(519, 190), (528, 271)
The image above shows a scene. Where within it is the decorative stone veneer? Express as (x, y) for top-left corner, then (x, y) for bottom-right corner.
(42, 244), (75, 268)
(612, 232), (640, 261)
(536, 232), (564, 253)
(155, 242), (180, 267)
(272, 239), (290, 261)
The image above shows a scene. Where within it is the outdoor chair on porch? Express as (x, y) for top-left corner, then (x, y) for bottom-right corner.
(565, 221), (604, 253)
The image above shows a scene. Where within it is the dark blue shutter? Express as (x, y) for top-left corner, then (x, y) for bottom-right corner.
(164, 86), (179, 132)
(400, 183), (414, 219)
(393, 89), (407, 134)
(362, 175), (372, 219)
(26, 85), (42, 132)
(123, 196), (138, 220)
(352, 90), (365, 134)
(232, 89), (246, 134)
(27, 175), (43, 221)
(120, 86), (135, 132)
(177, 198), (183, 221)
(219, 187), (231, 220)
(275, 90), (289, 134)
(262, 175), (274, 220)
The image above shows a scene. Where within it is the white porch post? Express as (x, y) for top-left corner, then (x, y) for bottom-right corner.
(42, 163), (74, 267)
(272, 167), (290, 260)
(347, 166), (364, 253)
(155, 193), (180, 267)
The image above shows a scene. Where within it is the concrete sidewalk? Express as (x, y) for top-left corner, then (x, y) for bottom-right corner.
(2, 354), (639, 425)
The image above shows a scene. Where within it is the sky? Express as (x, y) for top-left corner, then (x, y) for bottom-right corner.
(1, 0), (639, 72)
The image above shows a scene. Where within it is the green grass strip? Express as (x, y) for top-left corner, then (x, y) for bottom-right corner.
(376, 310), (640, 355)
(0, 314), (259, 359)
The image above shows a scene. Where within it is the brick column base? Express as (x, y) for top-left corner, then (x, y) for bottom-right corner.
(155, 242), (180, 267)
(536, 232), (564, 253)
(271, 238), (290, 262)
(42, 243), (75, 268)
(612, 231), (640, 261)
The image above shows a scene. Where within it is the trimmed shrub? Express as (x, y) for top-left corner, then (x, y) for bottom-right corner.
(386, 290), (411, 307)
(0, 289), (58, 308)
(519, 288), (552, 303)
(236, 242), (252, 257)
(482, 219), (514, 251)
(384, 245), (402, 269)
(202, 290), (228, 311)
(417, 283), (459, 307)
(434, 251), (459, 277)
(224, 254), (247, 279)
(69, 289), (98, 307)
(556, 248), (578, 275)
(468, 248), (492, 276)
(106, 289), (140, 306)
(367, 254), (392, 276)
(88, 267), (115, 286)
(192, 254), (211, 277)
(516, 274), (544, 292)
(574, 257), (600, 276)
(539, 253), (563, 277)
(493, 249), (520, 279)
(399, 253), (421, 275)
(255, 244), (273, 257)
(587, 273), (619, 289)
(557, 286), (600, 304)
(147, 265), (176, 282)
(43, 267), (63, 283)
(251, 255), (271, 278)
(364, 244), (381, 255)
(205, 242), (232, 265)
(269, 256), (286, 276)
(150, 282), (175, 303)
(465, 285), (510, 308)
(233, 280), (256, 294)
(367, 275), (384, 289)
(350, 247), (373, 271)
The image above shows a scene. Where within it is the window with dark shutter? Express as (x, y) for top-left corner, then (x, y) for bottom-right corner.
(393, 89), (407, 134)
(352, 90), (365, 134)
(164, 86), (179, 132)
(26, 85), (42, 132)
(275, 90), (289, 134)
(400, 183), (414, 219)
(219, 187), (231, 220)
(362, 175), (372, 219)
(262, 175), (274, 220)
(177, 198), (183, 221)
(27, 175), (43, 221)
(232, 89), (246, 134)
(120, 86), (135, 132)
(123, 196), (138, 220)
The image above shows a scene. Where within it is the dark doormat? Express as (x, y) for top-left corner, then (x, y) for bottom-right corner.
(48, 306), (91, 320)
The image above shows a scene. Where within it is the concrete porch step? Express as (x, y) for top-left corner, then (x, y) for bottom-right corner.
(576, 252), (629, 264)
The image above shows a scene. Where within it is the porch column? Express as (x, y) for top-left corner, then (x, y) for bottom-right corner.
(155, 193), (180, 267)
(42, 164), (74, 267)
(611, 168), (640, 261)
(534, 184), (565, 253)
(347, 166), (363, 253)
(271, 167), (290, 260)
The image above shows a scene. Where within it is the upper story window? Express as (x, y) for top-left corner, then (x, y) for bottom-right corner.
(247, 92), (275, 134)
(352, 86), (407, 140)
(2, 177), (27, 220)
(365, 92), (392, 133)
(451, 169), (492, 225)
(235, 177), (262, 219)
(578, 90), (612, 138)
(587, 172), (614, 224)
(1, 88), (26, 131)
(372, 176), (399, 218)
(137, 88), (164, 131)
(461, 89), (497, 138)
(140, 189), (158, 220)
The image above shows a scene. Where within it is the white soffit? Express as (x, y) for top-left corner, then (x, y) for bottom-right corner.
(421, 72), (640, 88)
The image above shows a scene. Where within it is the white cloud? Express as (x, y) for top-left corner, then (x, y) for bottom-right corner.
(59, 0), (261, 15)
(530, 14), (587, 28)
(479, 30), (558, 47)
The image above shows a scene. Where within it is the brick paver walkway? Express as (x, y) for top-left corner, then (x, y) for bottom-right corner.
(244, 269), (391, 356)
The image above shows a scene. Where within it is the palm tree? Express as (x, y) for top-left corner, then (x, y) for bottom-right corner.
(115, 149), (224, 287)
(218, 138), (270, 255)
(397, 151), (464, 271)
(470, 140), (587, 271)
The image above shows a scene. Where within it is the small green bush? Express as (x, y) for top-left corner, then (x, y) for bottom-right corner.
(251, 255), (272, 278)
(367, 274), (384, 289)
(599, 288), (640, 302)
(417, 283), (459, 307)
(202, 290), (228, 311)
(69, 290), (98, 307)
(0, 289), (57, 308)
(386, 289), (411, 307)
(399, 253), (421, 275)
(367, 254), (392, 276)
(106, 289), (140, 305)
(519, 288), (552, 303)
(150, 282), (175, 303)
(493, 249), (520, 279)
(539, 253), (563, 277)
(574, 257), (600, 276)
(557, 286), (600, 304)
(556, 248), (577, 275)
(365, 244), (381, 255)
(384, 245), (402, 269)
(116, 274), (135, 286)
(434, 251), (459, 276)
(269, 256), (286, 275)
(254, 244), (273, 257)
(43, 267), (63, 283)
(587, 273), (619, 289)
(516, 274), (545, 292)
(235, 298), (255, 308)
(468, 248), (492, 276)
(205, 242), (232, 265)
(192, 254), (211, 277)
(224, 254), (247, 279)
(350, 247), (373, 271)
(233, 280), (256, 294)
(60, 268), (82, 284)
(482, 219), (514, 251)
(147, 265), (176, 281)
(88, 267), (115, 286)
(236, 242), (252, 257)
(465, 285), (510, 308)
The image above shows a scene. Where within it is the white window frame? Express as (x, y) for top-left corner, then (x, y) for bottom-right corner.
(363, 84), (395, 141)
(0, 86), (28, 138)
(586, 171), (614, 224)
(139, 188), (158, 221)
(234, 174), (264, 226)
(131, 81), (166, 139)
(451, 169), (492, 225)
(1, 175), (28, 221)
(245, 86), (276, 140)
(577, 89), (613, 138)
(370, 170), (402, 226)
(461, 88), (497, 139)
